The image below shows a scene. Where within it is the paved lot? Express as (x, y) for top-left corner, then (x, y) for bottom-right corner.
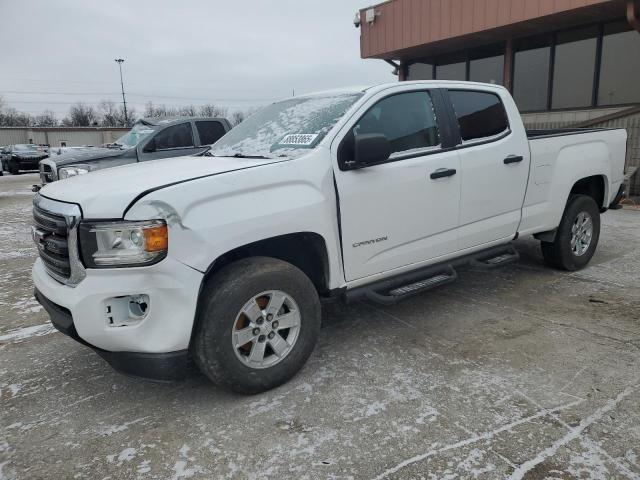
(1, 173), (639, 480)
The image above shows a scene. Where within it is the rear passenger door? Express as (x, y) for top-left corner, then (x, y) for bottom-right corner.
(447, 89), (530, 250)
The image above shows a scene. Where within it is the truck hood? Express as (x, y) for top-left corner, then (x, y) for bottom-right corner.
(48, 147), (125, 167)
(40, 154), (282, 218)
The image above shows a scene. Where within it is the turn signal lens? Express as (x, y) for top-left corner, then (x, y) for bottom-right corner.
(144, 224), (168, 252)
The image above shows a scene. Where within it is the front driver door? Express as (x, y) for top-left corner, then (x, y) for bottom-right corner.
(333, 89), (461, 282)
(139, 122), (202, 161)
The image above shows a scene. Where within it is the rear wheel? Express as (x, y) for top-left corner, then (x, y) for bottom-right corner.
(193, 257), (321, 394)
(541, 194), (600, 271)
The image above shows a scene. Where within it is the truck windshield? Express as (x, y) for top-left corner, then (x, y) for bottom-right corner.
(115, 122), (158, 148)
(210, 92), (364, 158)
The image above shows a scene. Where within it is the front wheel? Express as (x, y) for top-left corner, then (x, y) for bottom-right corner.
(193, 257), (321, 394)
(541, 194), (601, 271)
(8, 160), (20, 175)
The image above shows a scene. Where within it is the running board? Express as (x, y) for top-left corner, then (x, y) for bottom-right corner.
(345, 244), (520, 306)
(469, 245), (519, 270)
(364, 266), (457, 306)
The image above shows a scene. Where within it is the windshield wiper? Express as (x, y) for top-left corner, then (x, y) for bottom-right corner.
(232, 153), (268, 159)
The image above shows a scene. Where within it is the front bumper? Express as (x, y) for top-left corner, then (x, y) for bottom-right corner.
(34, 289), (190, 380)
(32, 257), (203, 378)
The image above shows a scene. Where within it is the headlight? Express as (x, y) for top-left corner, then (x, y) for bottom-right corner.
(59, 165), (91, 179)
(79, 220), (168, 268)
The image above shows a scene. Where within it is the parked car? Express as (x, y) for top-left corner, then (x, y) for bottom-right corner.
(37, 116), (231, 186)
(1, 144), (49, 175)
(32, 81), (627, 394)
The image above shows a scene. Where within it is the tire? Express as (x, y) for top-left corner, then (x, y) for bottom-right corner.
(193, 256), (321, 394)
(541, 194), (600, 271)
(8, 160), (20, 175)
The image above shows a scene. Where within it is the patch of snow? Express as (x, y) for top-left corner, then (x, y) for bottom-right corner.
(170, 460), (200, 480)
(0, 323), (56, 343)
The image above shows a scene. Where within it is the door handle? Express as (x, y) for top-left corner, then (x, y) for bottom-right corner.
(430, 168), (457, 180)
(504, 155), (524, 165)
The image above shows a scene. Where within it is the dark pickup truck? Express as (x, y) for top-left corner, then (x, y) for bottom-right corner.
(37, 116), (231, 185)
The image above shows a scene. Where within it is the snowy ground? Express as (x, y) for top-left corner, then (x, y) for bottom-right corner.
(1, 173), (639, 479)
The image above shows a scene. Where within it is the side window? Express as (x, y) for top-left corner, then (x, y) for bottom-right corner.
(353, 91), (439, 156)
(153, 123), (194, 150)
(195, 121), (227, 146)
(448, 90), (509, 142)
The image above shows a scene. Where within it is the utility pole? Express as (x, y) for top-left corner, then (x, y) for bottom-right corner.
(114, 58), (129, 126)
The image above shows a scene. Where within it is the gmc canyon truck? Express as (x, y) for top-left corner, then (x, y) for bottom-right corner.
(32, 81), (627, 394)
(36, 116), (231, 186)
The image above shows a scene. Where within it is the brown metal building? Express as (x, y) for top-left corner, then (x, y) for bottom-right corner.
(358, 0), (640, 194)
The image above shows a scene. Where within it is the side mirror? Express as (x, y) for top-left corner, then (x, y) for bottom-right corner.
(344, 133), (391, 170)
(143, 139), (156, 153)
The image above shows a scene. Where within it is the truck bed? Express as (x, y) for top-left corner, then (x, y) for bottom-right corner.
(526, 127), (622, 140)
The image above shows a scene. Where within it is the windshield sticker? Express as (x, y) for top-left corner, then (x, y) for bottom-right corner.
(279, 133), (319, 146)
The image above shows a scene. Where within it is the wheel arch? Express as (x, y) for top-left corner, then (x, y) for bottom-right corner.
(569, 175), (607, 210)
(200, 232), (331, 295)
(189, 232), (330, 350)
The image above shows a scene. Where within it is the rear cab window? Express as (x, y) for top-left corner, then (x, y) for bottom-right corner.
(196, 121), (227, 146)
(448, 90), (510, 143)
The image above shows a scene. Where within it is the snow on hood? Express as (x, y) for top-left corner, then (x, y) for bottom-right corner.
(39, 154), (281, 218)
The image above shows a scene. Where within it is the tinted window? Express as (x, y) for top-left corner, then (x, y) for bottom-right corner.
(552, 26), (598, 109)
(448, 90), (509, 142)
(353, 91), (439, 155)
(469, 55), (504, 85)
(407, 62), (434, 80)
(196, 121), (227, 145)
(436, 61), (466, 81)
(153, 123), (194, 150)
(598, 21), (640, 106)
(513, 37), (551, 111)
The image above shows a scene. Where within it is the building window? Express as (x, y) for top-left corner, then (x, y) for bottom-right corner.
(598, 21), (640, 106)
(469, 55), (504, 85)
(552, 26), (599, 109)
(513, 36), (551, 112)
(448, 90), (509, 142)
(406, 62), (433, 81)
(435, 53), (467, 81)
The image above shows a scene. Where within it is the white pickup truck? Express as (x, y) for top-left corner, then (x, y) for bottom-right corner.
(32, 81), (627, 393)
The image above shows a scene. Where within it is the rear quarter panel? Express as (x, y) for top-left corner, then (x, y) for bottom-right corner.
(519, 128), (627, 235)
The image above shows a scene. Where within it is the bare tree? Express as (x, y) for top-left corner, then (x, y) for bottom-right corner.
(63, 103), (98, 126)
(0, 108), (32, 127)
(144, 102), (178, 118)
(33, 110), (57, 127)
(199, 104), (228, 118)
(178, 105), (198, 117)
(230, 110), (245, 126)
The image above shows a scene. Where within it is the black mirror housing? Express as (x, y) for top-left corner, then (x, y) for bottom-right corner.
(346, 133), (390, 170)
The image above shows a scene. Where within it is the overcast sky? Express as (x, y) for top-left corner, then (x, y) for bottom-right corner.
(0, 0), (392, 119)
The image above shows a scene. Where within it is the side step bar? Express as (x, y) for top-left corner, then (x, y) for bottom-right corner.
(345, 244), (519, 306)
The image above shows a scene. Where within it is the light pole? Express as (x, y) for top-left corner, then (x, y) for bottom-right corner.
(114, 58), (129, 126)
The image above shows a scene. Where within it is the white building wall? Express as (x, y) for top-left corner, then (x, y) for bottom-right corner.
(0, 128), (128, 147)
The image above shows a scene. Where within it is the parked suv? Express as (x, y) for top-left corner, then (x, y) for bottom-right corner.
(37, 116), (231, 185)
(33, 82), (626, 394)
(1, 144), (48, 175)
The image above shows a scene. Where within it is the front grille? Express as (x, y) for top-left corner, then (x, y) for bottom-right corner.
(33, 206), (71, 280)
